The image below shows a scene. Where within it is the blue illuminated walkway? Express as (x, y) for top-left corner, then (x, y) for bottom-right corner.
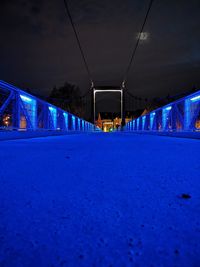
(0, 133), (200, 267)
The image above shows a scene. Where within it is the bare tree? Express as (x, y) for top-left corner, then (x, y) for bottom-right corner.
(49, 82), (84, 117)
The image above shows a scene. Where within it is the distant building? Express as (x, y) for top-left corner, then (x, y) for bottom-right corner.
(96, 113), (103, 129)
(95, 112), (139, 132)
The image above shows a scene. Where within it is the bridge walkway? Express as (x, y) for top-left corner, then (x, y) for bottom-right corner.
(0, 133), (199, 266)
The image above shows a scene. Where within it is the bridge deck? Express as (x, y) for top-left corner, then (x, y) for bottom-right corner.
(0, 133), (200, 266)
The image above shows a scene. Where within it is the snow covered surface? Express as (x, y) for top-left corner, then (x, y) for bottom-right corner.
(0, 130), (84, 141)
(0, 133), (200, 267)
(124, 131), (200, 140)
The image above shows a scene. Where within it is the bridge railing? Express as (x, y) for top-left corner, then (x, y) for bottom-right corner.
(0, 80), (96, 132)
(125, 90), (200, 132)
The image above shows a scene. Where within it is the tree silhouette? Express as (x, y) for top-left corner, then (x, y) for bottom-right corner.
(49, 82), (84, 117)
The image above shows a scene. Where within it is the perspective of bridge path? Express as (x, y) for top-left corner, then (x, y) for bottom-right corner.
(0, 133), (200, 267)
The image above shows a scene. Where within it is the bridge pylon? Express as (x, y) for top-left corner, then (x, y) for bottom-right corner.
(91, 85), (124, 127)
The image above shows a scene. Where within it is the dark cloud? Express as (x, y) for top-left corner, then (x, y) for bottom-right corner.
(30, 6), (41, 15)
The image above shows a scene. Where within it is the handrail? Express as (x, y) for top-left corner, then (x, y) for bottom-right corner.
(125, 90), (200, 132)
(0, 80), (98, 132)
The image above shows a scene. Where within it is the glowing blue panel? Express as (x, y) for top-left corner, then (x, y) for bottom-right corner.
(165, 106), (172, 111)
(49, 106), (57, 129)
(82, 120), (85, 130)
(133, 120), (135, 130)
(78, 118), (81, 130)
(20, 94), (32, 103)
(190, 95), (200, 102)
(63, 112), (68, 130)
(0, 80), (94, 132)
(184, 99), (191, 130)
(162, 106), (171, 130)
(150, 112), (155, 129)
(136, 118), (140, 130)
(20, 94), (36, 129)
(142, 116), (146, 130)
(72, 116), (76, 130)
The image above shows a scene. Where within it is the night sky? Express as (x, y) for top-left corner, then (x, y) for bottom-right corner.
(0, 0), (200, 100)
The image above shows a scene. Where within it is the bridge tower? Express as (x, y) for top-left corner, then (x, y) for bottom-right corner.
(91, 85), (125, 127)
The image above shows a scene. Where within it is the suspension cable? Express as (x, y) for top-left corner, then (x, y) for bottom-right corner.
(63, 0), (94, 87)
(121, 0), (154, 89)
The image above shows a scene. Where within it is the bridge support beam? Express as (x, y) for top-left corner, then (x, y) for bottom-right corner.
(0, 80), (96, 132)
(126, 90), (200, 133)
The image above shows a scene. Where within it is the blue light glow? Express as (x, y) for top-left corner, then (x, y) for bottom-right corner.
(72, 116), (76, 130)
(0, 80), (97, 132)
(150, 112), (155, 129)
(63, 112), (68, 130)
(190, 95), (200, 102)
(136, 118), (140, 130)
(184, 99), (191, 130)
(82, 120), (85, 130)
(20, 94), (36, 129)
(142, 116), (146, 130)
(125, 88), (200, 132)
(162, 106), (172, 130)
(165, 106), (172, 111)
(20, 94), (32, 103)
(49, 106), (55, 112)
(49, 106), (57, 129)
(133, 120), (135, 129)
(78, 118), (81, 130)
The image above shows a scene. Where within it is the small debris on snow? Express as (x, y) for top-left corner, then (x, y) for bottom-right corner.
(78, 254), (84, 260)
(128, 238), (133, 247)
(174, 249), (179, 255)
(178, 193), (191, 199)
